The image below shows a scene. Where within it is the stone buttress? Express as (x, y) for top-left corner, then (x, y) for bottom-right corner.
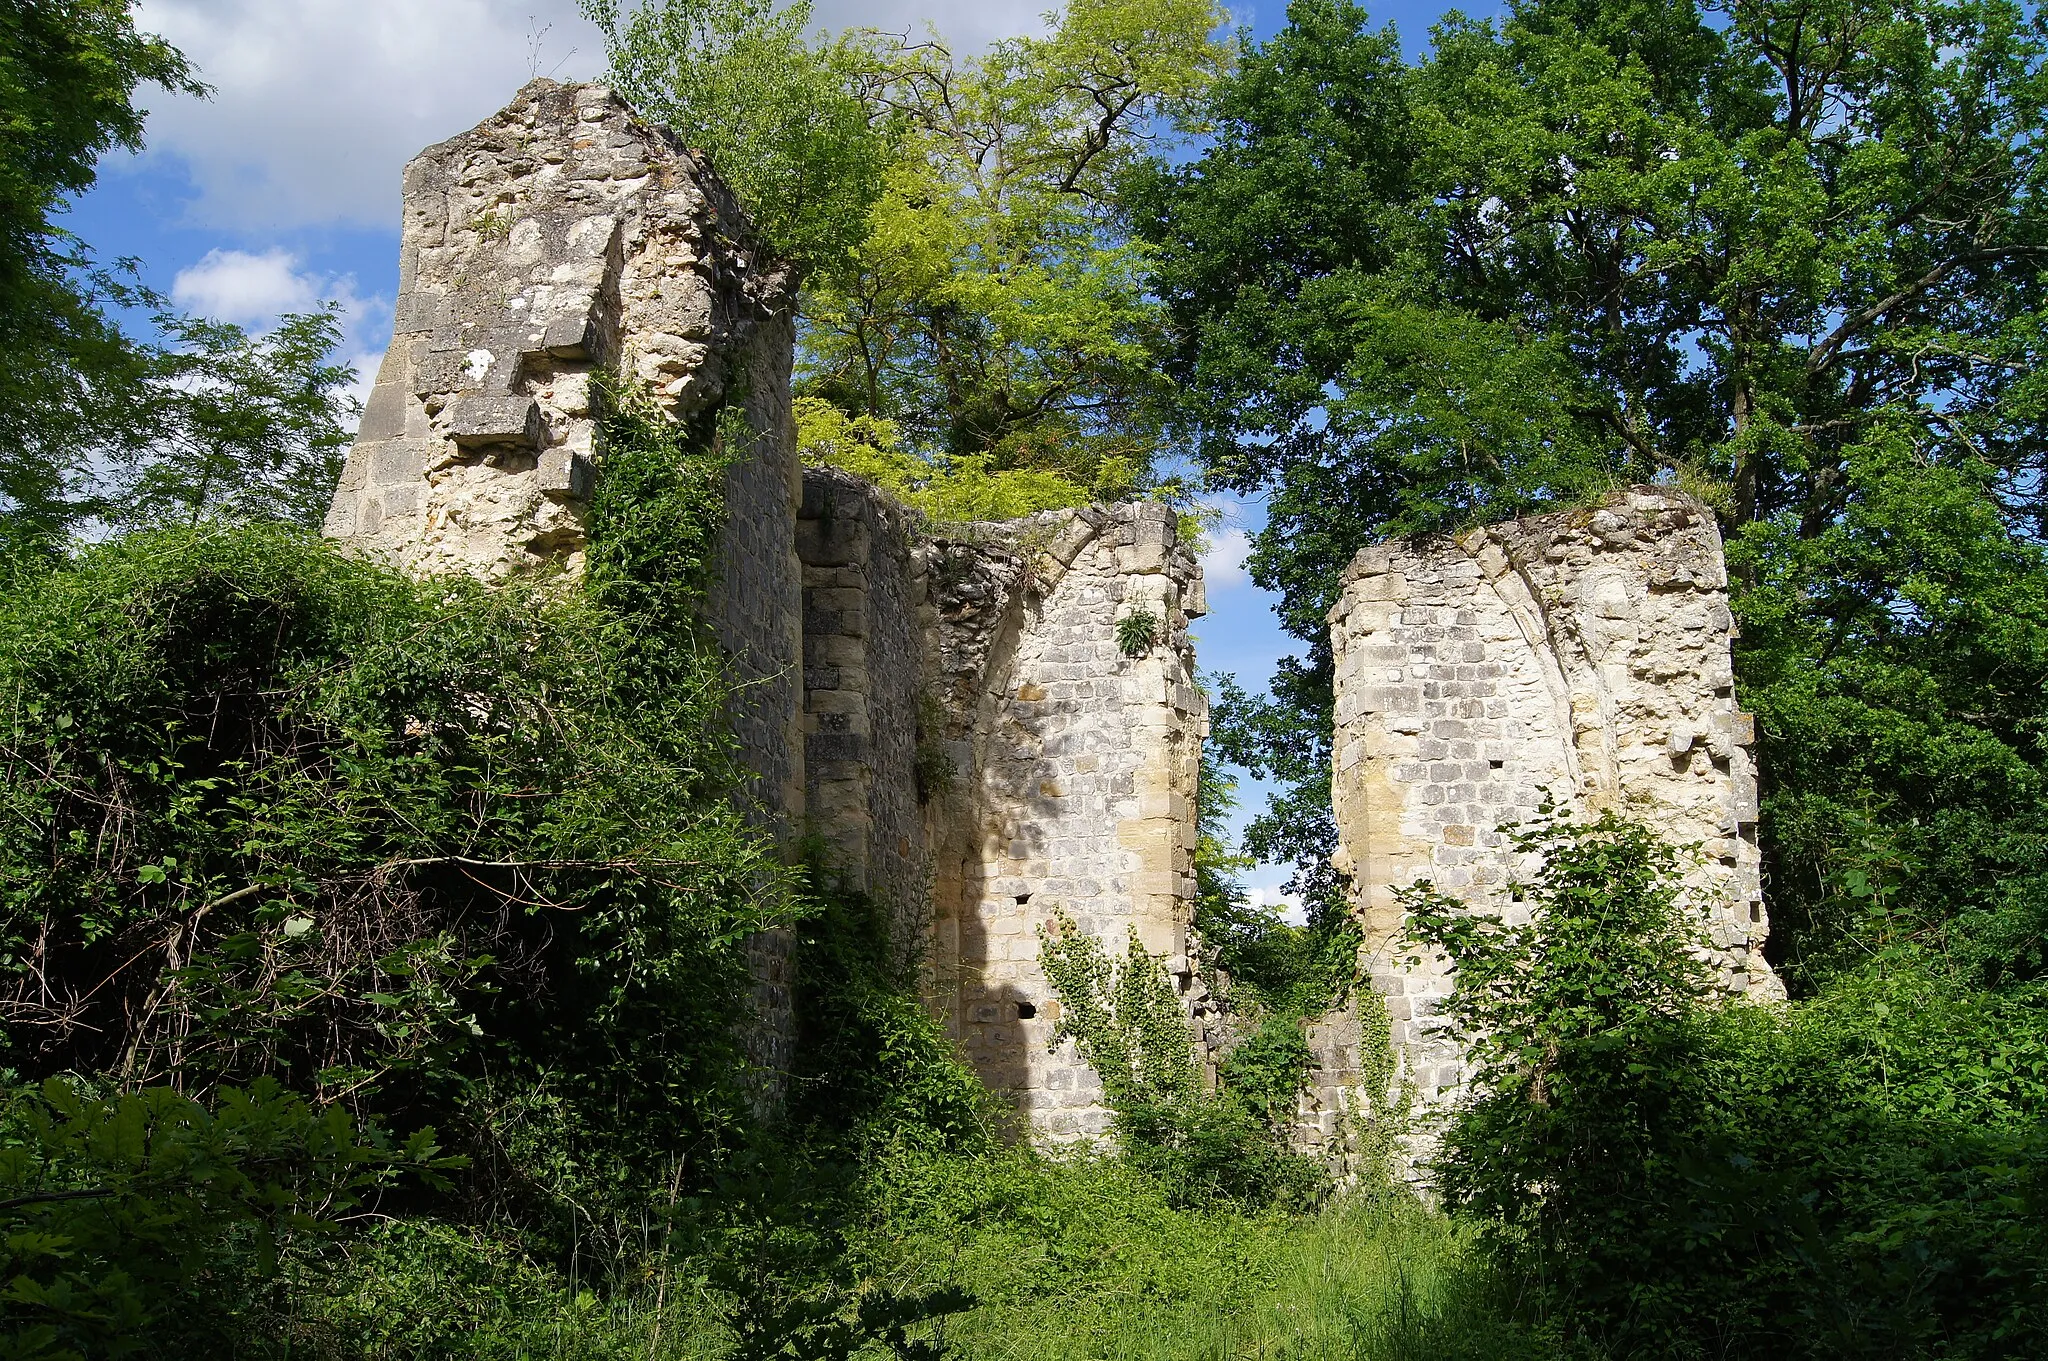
(1326, 487), (1782, 1147)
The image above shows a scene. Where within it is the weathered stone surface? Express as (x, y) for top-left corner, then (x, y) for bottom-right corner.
(798, 472), (1209, 1140)
(1327, 487), (1780, 1163)
(925, 501), (1207, 1140)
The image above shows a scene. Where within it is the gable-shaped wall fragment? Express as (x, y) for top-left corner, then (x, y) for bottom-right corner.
(1327, 488), (1782, 1143)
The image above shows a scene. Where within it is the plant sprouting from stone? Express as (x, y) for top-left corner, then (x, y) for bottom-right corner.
(582, 0), (891, 270)
(1116, 608), (1160, 658)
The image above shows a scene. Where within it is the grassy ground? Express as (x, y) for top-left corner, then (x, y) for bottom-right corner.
(282, 1151), (1550, 1360)
(855, 1151), (1551, 1361)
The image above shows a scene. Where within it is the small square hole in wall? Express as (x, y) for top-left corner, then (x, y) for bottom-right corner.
(1488, 759), (1505, 770)
(1015, 893), (1032, 905)
(1016, 1001), (1037, 1019)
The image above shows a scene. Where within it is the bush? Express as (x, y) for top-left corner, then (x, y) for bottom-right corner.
(0, 1077), (444, 1360)
(1409, 806), (2048, 1358)
(1036, 914), (1327, 1209)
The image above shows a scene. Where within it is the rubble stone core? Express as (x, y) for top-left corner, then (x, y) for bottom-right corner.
(1328, 488), (1783, 1139)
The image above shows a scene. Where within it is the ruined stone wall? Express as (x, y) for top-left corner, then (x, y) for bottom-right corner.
(1327, 487), (1780, 1140)
(794, 478), (1210, 1139)
(796, 469), (930, 958)
(324, 78), (803, 822)
(926, 503), (1207, 1139)
(329, 81), (1215, 1140)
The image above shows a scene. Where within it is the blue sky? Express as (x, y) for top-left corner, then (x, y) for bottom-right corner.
(72, 0), (1505, 915)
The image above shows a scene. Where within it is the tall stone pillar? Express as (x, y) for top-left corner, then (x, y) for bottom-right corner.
(323, 80), (804, 1111)
(323, 78), (804, 825)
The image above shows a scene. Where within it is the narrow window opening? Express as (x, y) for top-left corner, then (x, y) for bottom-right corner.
(1488, 759), (1505, 770)
(1749, 902), (1762, 923)
(1016, 1001), (1037, 1019)
(1015, 893), (1032, 905)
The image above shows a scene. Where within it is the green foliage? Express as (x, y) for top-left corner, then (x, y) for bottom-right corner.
(1036, 914), (1325, 1208)
(788, 883), (991, 1160)
(797, 0), (1231, 495)
(0, 0), (204, 536)
(858, 1146), (1546, 1359)
(1138, 2), (2048, 1008)
(1192, 755), (1358, 1018)
(109, 306), (362, 531)
(1114, 608), (1159, 658)
(1414, 807), (2048, 1358)
(0, 1076), (447, 1361)
(582, 0), (892, 270)
(1142, 0), (2048, 541)
(1401, 804), (1710, 1088)
(1729, 437), (2048, 990)
(795, 396), (1093, 523)
(0, 387), (800, 1266)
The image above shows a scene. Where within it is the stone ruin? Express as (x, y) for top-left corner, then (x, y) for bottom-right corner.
(1326, 493), (1782, 1142)
(326, 80), (1206, 1140)
(329, 80), (1776, 1153)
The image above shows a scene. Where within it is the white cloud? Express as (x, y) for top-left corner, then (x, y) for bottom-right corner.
(1242, 867), (1306, 926)
(1199, 526), (1254, 592)
(129, 0), (1051, 231)
(172, 247), (323, 326)
(172, 248), (389, 412)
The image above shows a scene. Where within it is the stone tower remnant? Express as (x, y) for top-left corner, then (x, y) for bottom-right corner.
(325, 81), (1207, 1140)
(1327, 488), (1782, 1132)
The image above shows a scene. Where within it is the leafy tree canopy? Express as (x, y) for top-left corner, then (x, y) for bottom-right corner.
(0, 0), (204, 536)
(1140, 0), (2048, 979)
(800, 0), (1230, 491)
(582, 0), (893, 270)
(592, 0), (1231, 498)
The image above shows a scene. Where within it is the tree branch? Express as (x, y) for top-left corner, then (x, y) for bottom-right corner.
(1806, 244), (2048, 379)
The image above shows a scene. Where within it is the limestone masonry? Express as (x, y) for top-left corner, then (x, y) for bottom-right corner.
(1328, 490), (1782, 1140)
(331, 82), (1774, 1153)
(327, 82), (1205, 1139)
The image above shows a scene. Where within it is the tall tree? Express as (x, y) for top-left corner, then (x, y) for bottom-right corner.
(582, 0), (892, 271)
(0, 0), (203, 537)
(111, 307), (361, 531)
(1139, 0), (2048, 980)
(800, 0), (1230, 491)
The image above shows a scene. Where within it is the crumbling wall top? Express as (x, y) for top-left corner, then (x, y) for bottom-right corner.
(325, 78), (791, 581)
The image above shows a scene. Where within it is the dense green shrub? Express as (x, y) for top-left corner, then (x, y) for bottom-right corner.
(0, 1077), (444, 1360)
(1410, 808), (2048, 1359)
(0, 390), (804, 1276)
(1037, 914), (1327, 1209)
(1731, 443), (2048, 992)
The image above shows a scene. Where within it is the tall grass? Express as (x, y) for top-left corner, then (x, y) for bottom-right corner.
(283, 1154), (1549, 1360)
(854, 1151), (1550, 1361)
